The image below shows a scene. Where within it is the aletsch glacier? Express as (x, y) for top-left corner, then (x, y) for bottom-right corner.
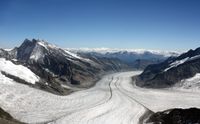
(1, 71), (200, 124)
(1, 39), (200, 123)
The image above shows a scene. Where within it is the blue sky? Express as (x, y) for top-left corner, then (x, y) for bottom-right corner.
(0, 0), (200, 50)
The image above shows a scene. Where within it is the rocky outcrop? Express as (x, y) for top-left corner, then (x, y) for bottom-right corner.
(0, 107), (24, 124)
(146, 108), (200, 124)
(136, 47), (200, 88)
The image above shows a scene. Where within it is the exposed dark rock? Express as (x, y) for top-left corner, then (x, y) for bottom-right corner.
(146, 108), (200, 124)
(0, 107), (24, 124)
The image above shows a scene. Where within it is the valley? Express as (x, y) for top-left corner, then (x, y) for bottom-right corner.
(1, 40), (200, 124)
(1, 0), (200, 123)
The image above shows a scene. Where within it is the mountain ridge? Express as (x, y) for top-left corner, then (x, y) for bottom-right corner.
(68, 47), (180, 69)
(136, 47), (200, 89)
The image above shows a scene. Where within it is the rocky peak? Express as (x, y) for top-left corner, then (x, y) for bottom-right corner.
(175, 47), (200, 61)
(17, 39), (39, 62)
(16, 39), (58, 62)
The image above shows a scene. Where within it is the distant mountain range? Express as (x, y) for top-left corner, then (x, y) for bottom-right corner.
(136, 47), (200, 90)
(68, 48), (179, 69)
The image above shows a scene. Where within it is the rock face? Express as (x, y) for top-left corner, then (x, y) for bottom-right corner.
(136, 47), (200, 88)
(146, 108), (200, 124)
(0, 48), (17, 59)
(0, 39), (129, 95)
(0, 107), (23, 124)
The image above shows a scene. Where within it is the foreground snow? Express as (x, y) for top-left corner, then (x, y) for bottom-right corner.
(0, 71), (200, 124)
(0, 58), (39, 84)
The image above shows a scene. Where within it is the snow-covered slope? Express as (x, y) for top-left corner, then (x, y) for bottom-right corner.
(164, 57), (189, 71)
(164, 54), (200, 72)
(0, 58), (39, 84)
(172, 73), (200, 92)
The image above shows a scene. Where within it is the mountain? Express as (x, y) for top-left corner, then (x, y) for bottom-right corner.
(68, 48), (179, 69)
(0, 39), (129, 95)
(136, 47), (200, 89)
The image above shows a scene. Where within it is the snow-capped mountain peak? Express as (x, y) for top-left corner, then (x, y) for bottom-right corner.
(34, 39), (87, 60)
(16, 39), (88, 62)
(36, 39), (58, 50)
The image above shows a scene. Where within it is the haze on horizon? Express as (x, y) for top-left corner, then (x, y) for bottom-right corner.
(0, 0), (200, 51)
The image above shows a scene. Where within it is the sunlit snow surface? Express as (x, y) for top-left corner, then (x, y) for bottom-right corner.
(0, 58), (39, 84)
(0, 71), (200, 124)
(172, 73), (200, 92)
(164, 57), (189, 71)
